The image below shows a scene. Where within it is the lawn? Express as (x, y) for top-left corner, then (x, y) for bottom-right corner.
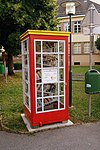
(70, 66), (100, 123)
(0, 66), (100, 132)
(0, 73), (26, 132)
(72, 66), (100, 74)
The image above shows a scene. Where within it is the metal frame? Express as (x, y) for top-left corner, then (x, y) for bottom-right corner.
(21, 38), (31, 112)
(34, 40), (66, 113)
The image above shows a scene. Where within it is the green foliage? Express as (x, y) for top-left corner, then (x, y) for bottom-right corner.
(6, 30), (21, 56)
(0, 0), (58, 74)
(0, 1), (33, 53)
(31, 0), (58, 30)
(0, 0), (58, 53)
(14, 62), (22, 70)
(95, 37), (100, 51)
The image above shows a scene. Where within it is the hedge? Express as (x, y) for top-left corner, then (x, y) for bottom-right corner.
(14, 63), (22, 70)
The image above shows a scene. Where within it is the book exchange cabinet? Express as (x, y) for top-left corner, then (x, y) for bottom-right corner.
(20, 30), (70, 127)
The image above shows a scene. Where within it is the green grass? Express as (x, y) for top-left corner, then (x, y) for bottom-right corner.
(0, 73), (26, 132)
(72, 66), (100, 74)
(70, 66), (100, 123)
(0, 66), (100, 132)
(69, 81), (100, 123)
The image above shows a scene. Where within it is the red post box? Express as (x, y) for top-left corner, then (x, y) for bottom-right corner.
(20, 30), (70, 127)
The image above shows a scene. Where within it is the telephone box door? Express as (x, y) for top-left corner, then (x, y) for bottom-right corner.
(32, 38), (68, 126)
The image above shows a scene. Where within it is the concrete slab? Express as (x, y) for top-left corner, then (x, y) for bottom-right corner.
(21, 113), (74, 133)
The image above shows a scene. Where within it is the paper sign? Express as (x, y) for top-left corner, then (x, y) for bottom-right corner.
(42, 68), (58, 83)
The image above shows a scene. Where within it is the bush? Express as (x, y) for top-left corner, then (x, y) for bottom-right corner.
(95, 37), (100, 50)
(14, 63), (22, 70)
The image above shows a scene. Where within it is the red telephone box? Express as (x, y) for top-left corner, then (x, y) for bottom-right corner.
(20, 30), (70, 127)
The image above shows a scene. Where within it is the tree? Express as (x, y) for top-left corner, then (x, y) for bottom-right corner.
(0, 1), (32, 75)
(0, 0), (58, 75)
(95, 37), (100, 51)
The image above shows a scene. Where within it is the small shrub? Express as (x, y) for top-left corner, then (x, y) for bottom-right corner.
(14, 63), (22, 70)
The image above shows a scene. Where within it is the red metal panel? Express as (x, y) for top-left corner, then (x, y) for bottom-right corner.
(65, 37), (69, 112)
(24, 106), (32, 125)
(33, 34), (67, 41)
(29, 35), (36, 124)
(31, 110), (68, 126)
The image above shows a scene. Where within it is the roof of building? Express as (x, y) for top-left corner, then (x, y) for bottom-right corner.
(57, 0), (100, 17)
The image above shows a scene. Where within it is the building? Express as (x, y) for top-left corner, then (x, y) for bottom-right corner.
(57, 0), (100, 66)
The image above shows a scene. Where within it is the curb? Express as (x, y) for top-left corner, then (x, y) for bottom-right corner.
(21, 113), (74, 133)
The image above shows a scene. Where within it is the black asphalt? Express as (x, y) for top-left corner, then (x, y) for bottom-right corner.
(0, 122), (100, 150)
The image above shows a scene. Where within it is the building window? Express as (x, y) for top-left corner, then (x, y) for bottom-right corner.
(74, 43), (81, 54)
(64, 22), (70, 32)
(74, 62), (80, 65)
(95, 62), (100, 65)
(74, 21), (81, 33)
(57, 24), (61, 31)
(84, 43), (90, 54)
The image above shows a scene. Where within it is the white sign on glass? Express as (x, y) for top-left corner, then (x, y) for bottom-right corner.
(42, 68), (58, 83)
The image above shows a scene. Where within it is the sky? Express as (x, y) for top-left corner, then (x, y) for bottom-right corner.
(90, 0), (100, 5)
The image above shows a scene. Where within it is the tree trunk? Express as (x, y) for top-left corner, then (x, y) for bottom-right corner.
(7, 52), (14, 75)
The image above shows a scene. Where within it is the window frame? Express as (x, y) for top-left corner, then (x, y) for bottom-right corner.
(64, 22), (70, 32)
(84, 42), (90, 54)
(73, 43), (81, 54)
(74, 21), (81, 33)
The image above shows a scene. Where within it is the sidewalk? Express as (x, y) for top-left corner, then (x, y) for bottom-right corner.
(0, 122), (100, 150)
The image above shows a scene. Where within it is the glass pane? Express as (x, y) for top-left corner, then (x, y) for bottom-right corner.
(43, 54), (58, 67)
(44, 97), (58, 111)
(59, 68), (64, 81)
(36, 70), (41, 83)
(59, 41), (64, 52)
(25, 95), (30, 108)
(24, 69), (28, 81)
(60, 97), (64, 109)
(36, 41), (41, 52)
(43, 41), (58, 52)
(37, 84), (42, 97)
(43, 83), (58, 97)
(60, 82), (64, 95)
(23, 40), (28, 53)
(37, 99), (42, 112)
(24, 55), (28, 66)
(25, 82), (29, 94)
(59, 54), (64, 67)
(36, 54), (41, 68)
